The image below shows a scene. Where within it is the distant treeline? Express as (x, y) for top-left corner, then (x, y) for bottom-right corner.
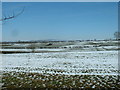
(0, 39), (117, 44)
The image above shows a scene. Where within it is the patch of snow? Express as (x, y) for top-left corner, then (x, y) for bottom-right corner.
(1, 51), (118, 75)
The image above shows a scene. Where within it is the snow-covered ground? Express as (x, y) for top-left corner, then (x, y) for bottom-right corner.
(1, 50), (118, 75)
(0, 49), (65, 51)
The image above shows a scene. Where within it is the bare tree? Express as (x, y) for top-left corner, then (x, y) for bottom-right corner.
(0, 7), (25, 21)
(114, 31), (120, 40)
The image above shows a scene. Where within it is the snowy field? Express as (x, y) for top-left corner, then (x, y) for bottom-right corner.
(1, 40), (119, 88)
(1, 50), (118, 75)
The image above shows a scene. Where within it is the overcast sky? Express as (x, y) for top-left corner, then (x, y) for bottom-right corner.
(2, 2), (118, 41)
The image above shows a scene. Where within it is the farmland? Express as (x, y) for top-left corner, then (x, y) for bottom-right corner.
(0, 40), (120, 89)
